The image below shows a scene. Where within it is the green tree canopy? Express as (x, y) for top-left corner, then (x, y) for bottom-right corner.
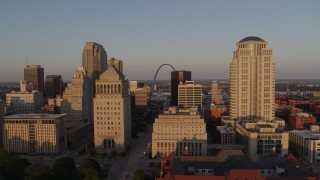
(52, 156), (78, 180)
(132, 169), (145, 180)
(24, 164), (53, 180)
(78, 158), (101, 180)
(0, 148), (30, 180)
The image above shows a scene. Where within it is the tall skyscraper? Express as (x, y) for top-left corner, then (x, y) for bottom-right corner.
(171, 70), (191, 106)
(82, 42), (107, 80)
(107, 58), (123, 74)
(230, 36), (275, 120)
(44, 75), (64, 98)
(24, 65), (44, 93)
(61, 67), (92, 147)
(61, 67), (93, 124)
(94, 65), (131, 153)
(211, 81), (222, 104)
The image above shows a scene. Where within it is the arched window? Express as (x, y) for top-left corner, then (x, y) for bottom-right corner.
(118, 84), (121, 93)
(107, 85), (110, 93)
(111, 84), (113, 93)
(97, 84), (100, 93)
(104, 85), (107, 94)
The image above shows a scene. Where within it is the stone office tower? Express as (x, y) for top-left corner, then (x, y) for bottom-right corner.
(82, 42), (107, 80)
(93, 65), (131, 153)
(230, 36), (275, 121)
(24, 65), (44, 93)
(61, 67), (93, 124)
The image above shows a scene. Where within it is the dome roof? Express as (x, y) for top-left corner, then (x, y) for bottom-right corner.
(238, 36), (266, 43)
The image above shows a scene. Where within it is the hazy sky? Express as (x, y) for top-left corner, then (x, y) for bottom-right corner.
(0, 1), (319, 82)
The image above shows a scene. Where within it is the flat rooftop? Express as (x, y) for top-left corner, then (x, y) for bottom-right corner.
(217, 126), (235, 134)
(291, 131), (320, 140)
(3, 113), (66, 119)
(256, 124), (273, 128)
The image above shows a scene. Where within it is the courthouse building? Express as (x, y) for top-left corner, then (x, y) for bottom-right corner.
(152, 107), (207, 157)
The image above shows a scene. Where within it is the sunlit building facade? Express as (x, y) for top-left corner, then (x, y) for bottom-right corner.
(230, 36), (275, 120)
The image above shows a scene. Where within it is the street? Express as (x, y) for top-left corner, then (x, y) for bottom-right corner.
(107, 125), (153, 180)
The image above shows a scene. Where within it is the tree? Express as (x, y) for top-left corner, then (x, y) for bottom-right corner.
(0, 148), (30, 180)
(78, 158), (101, 180)
(132, 169), (145, 180)
(24, 164), (53, 180)
(52, 156), (78, 180)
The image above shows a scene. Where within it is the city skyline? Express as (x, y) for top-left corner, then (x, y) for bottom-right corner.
(0, 1), (319, 82)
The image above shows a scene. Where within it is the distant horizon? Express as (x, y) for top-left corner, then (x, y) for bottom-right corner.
(1, 79), (320, 84)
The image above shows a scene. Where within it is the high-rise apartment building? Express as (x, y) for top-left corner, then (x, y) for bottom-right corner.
(44, 75), (65, 98)
(107, 58), (123, 74)
(24, 65), (44, 92)
(211, 81), (222, 104)
(152, 107), (207, 157)
(82, 42), (107, 80)
(178, 81), (202, 109)
(230, 36), (275, 120)
(6, 91), (43, 114)
(94, 65), (131, 153)
(171, 70), (191, 106)
(2, 114), (66, 155)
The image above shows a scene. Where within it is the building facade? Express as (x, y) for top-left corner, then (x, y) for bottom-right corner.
(82, 42), (107, 80)
(20, 80), (33, 92)
(107, 58), (123, 74)
(152, 107), (207, 157)
(61, 67), (92, 147)
(289, 112), (317, 129)
(2, 114), (66, 155)
(94, 65), (131, 153)
(44, 75), (65, 98)
(171, 70), (191, 106)
(230, 37), (275, 120)
(178, 81), (202, 109)
(6, 91), (43, 114)
(211, 81), (222, 104)
(61, 67), (93, 124)
(135, 86), (150, 108)
(129, 80), (138, 93)
(216, 126), (236, 144)
(24, 65), (44, 93)
(289, 125), (320, 163)
(236, 119), (288, 156)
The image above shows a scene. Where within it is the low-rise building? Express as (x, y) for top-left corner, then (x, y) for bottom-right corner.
(289, 112), (317, 129)
(1, 114), (67, 155)
(6, 91), (43, 114)
(236, 118), (288, 157)
(152, 107), (207, 158)
(289, 125), (320, 164)
(216, 126), (236, 144)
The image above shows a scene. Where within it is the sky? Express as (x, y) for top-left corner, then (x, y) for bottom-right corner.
(0, 0), (319, 82)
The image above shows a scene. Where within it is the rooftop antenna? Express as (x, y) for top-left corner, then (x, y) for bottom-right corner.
(26, 56), (28, 66)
